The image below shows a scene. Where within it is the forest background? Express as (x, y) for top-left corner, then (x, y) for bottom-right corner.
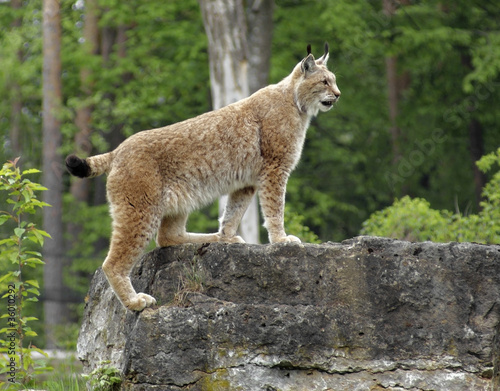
(0, 0), (499, 349)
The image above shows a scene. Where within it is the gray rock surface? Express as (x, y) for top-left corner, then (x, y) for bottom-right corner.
(77, 236), (500, 390)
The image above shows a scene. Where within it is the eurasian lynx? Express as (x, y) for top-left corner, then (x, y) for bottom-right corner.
(66, 44), (340, 311)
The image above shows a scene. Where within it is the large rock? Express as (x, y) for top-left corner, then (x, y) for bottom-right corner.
(77, 236), (500, 390)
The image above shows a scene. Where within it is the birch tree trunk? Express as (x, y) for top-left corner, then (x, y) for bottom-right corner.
(42, 0), (66, 348)
(198, 0), (273, 243)
(246, 0), (273, 95)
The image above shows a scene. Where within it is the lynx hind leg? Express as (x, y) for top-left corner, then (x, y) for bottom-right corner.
(102, 194), (161, 311)
(102, 226), (158, 311)
(218, 187), (257, 243)
(156, 213), (220, 247)
(156, 186), (256, 247)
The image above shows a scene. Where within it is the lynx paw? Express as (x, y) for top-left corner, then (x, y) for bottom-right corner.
(126, 293), (157, 311)
(273, 235), (301, 243)
(220, 235), (245, 244)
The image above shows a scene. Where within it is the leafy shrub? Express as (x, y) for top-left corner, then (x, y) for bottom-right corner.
(361, 196), (452, 242)
(82, 361), (121, 391)
(361, 149), (500, 244)
(284, 205), (321, 244)
(0, 158), (53, 387)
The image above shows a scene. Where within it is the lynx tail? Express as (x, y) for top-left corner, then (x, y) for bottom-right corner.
(65, 152), (113, 178)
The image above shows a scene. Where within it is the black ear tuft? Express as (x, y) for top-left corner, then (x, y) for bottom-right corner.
(316, 41), (330, 65)
(301, 54), (316, 74)
(66, 154), (91, 178)
(307, 44), (312, 55)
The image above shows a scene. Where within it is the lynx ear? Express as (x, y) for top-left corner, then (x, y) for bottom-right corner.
(307, 44), (312, 55)
(316, 42), (329, 65)
(301, 54), (317, 74)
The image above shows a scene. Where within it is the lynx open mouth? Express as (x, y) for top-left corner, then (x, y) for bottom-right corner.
(321, 100), (334, 107)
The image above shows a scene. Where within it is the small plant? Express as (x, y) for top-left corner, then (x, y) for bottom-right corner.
(82, 361), (121, 391)
(171, 257), (209, 307)
(0, 158), (53, 387)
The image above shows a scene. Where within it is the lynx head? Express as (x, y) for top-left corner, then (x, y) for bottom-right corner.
(292, 42), (341, 117)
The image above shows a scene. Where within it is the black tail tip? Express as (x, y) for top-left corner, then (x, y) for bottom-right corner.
(65, 154), (91, 178)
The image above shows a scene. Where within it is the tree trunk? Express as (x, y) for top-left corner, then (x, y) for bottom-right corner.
(383, 0), (410, 196)
(71, 0), (99, 204)
(42, 0), (66, 348)
(198, 0), (273, 243)
(461, 53), (486, 210)
(198, 0), (250, 108)
(385, 55), (400, 165)
(67, 0), (99, 279)
(10, 0), (23, 157)
(469, 118), (486, 209)
(90, 22), (130, 258)
(383, 0), (400, 168)
(246, 0), (274, 95)
(92, 24), (115, 209)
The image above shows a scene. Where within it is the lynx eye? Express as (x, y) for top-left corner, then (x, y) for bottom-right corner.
(322, 80), (329, 86)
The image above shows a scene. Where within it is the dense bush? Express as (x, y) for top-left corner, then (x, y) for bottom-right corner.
(361, 149), (500, 244)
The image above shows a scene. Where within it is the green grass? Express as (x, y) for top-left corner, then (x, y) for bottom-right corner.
(26, 376), (85, 391)
(1, 352), (87, 391)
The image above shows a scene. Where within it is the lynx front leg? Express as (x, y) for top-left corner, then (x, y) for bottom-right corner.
(258, 169), (301, 244)
(218, 186), (256, 243)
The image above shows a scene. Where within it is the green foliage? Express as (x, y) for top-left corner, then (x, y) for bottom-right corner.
(63, 195), (111, 296)
(2, 0), (498, 248)
(62, 0), (210, 154)
(273, 0), (500, 241)
(0, 1), (43, 167)
(187, 204), (220, 236)
(0, 158), (53, 387)
(361, 149), (500, 244)
(360, 196), (452, 242)
(284, 205), (321, 244)
(82, 361), (121, 391)
(52, 322), (82, 351)
(473, 148), (500, 242)
(10, 353), (86, 391)
(35, 377), (84, 391)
